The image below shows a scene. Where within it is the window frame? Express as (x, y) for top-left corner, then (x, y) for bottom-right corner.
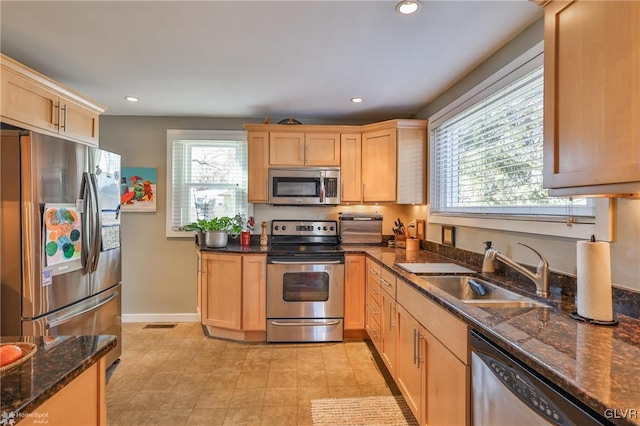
(165, 129), (250, 238)
(427, 41), (612, 241)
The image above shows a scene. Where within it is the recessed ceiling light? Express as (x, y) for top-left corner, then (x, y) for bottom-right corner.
(351, 97), (363, 103)
(125, 96), (139, 102)
(395, 0), (420, 15)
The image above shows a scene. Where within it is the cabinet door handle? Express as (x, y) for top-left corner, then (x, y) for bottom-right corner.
(368, 326), (378, 338)
(380, 278), (391, 287)
(369, 287), (378, 295)
(361, 183), (365, 203)
(369, 268), (378, 276)
(60, 104), (67, 131)
(413, 327), (418, 365)
(53, 103), (60, 127)
(369, 305), (378, 315)
(389, 305), (395, 329)
(417, 332), (424, 365)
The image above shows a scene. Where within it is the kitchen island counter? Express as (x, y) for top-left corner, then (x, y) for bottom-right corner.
(344, 245), (640, 425)
(1, 335), (116, 424)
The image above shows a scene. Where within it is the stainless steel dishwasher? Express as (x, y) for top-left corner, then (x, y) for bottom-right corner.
(470, 330), (610, 425)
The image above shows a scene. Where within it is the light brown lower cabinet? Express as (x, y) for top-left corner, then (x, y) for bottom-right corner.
(21, 358), (106, 425)
(344, 254), (366, 334)
(241, 254), (267, 331)
(378, 276), (471, 426)
(396, 304), (427, 422)
(426, 331), (469, 426)
(380, 279), (397, 377)
(396, 303), (470, 426)
(198, 252), (266, 340)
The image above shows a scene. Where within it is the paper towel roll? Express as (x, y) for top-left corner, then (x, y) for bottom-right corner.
(576, 240), (613, 321)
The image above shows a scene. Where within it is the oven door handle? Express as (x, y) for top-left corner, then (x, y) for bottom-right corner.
(270, 320), (342, 327)
(270, 260), (342, 265)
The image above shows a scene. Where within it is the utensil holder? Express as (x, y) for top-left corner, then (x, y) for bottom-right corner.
(406, 239), (419, 251)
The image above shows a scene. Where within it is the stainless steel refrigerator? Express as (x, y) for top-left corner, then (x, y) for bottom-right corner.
(1, 129), (122, 367)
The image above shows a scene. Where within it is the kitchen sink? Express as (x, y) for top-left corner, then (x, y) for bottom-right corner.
(422, 276), (551, 308)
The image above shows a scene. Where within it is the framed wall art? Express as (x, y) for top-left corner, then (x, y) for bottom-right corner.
(442, 225), (455, 247)
(120, 167), (157, 212)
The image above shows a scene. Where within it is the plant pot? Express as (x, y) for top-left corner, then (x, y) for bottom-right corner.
(240, 231), (251, 246)
(195, 231), (206, 248)
(205, 231), (228, 248)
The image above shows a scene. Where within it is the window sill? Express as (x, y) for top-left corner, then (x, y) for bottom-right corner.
(427, 199), (613, 241)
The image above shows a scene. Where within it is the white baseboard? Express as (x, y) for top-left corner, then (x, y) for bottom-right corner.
(122, 313), (200, 323)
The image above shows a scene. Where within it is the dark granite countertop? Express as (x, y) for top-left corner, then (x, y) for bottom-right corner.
(0, 335), (117, 418)
(197, 242), (268, 254)
(343, 246), (640, 426)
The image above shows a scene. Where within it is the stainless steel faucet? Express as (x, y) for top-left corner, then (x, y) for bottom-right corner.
(482, 243), (550, 298)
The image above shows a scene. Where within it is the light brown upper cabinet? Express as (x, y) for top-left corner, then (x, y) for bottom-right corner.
(362, 126), (397, 202)
(244, 120), (426, 204)
(340, 133), (363, 203)
(247, 131), (270, 203)
(543, 0), (640, 196)
(269, 131), (341, 166)
(361, 120), (427, 204)
(1, 54), (105, 146)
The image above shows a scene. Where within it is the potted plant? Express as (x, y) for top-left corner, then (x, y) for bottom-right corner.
(180, 219), (210, 247)
(201, 216), (236, 248)
(234, 214), (255, 246)
(182, 216), (235, 248)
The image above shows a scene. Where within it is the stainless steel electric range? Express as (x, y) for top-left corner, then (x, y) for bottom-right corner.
(266, 220), (345, 343)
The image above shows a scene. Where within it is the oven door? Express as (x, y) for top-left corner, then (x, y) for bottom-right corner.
(267, 260), (344, 319)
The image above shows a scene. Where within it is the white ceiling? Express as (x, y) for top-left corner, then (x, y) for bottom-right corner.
(0, 1), (543, 121)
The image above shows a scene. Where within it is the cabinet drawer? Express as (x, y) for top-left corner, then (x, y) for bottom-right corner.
(367, 281), (381, 307)
(379, 268), (397, 298)
(366, 258), (381, 285)
(366, 308), (381, 349)
(367, 297), (381, 324)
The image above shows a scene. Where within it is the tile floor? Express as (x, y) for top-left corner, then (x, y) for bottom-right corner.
(106, 323), (396, 425)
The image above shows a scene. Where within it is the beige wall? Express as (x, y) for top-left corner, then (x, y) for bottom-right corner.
(99, 116), (407, 318)
(414, 17), (640, 293)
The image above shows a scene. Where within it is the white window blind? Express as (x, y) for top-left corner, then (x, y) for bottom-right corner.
(430, 64), (593, 220)
(166, 130), (248, 236)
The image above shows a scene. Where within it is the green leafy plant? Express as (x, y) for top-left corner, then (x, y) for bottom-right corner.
(181, 216), (236, 233)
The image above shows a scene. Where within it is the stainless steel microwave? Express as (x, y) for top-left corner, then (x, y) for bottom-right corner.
(269, 167), (340, 205)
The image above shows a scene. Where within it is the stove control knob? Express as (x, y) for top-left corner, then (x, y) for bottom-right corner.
(330, 226), (335, 231)
(323, 226), (327, 231)
(317, 226), (321, 231)
(282, 225), (287, 231)
(274, 226), (279, 231)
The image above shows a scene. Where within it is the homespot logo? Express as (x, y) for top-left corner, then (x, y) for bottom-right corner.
(1, 411), (49, 425)
(604, 409), (638, 420)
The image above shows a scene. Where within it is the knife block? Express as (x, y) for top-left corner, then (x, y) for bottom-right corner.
(395, 235), (406, 248)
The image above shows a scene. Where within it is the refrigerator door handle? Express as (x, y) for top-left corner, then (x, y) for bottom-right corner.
(89, 173), (102, 273)
(80, 172), (94, 274)
(46, 291), (118, 329)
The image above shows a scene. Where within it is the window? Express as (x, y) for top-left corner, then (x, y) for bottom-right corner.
(166, 130), (248, 237)
(429, 45), (607, 239)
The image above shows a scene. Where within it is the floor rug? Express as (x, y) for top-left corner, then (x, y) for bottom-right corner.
(311, 395), (418, 425)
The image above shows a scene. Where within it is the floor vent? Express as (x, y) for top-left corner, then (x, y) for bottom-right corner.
(143, 323), (177, 329)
